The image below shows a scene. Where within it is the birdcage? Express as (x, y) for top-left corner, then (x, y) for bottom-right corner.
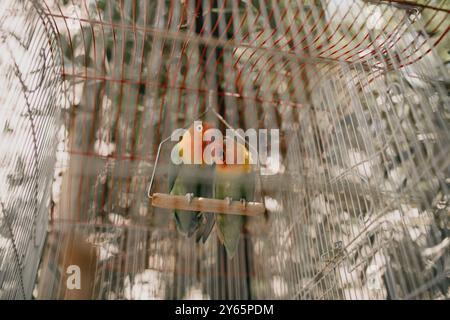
(0, 0), (449, 300)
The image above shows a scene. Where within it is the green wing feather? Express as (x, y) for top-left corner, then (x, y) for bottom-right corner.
(169, 143), (201, 236)
(195, 163), (216, 243)
(215, 170), (255, 258)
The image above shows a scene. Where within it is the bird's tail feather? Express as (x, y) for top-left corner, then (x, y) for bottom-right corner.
(196, 212), (215, 243)
(174, 211), (201, 237)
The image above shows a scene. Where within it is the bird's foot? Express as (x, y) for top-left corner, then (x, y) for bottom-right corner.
(186, 193), (194, 204)
(225, 197), (232, 206)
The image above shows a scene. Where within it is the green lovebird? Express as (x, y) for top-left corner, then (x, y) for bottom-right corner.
(215, 137), (255, 258)
(168, 122), (216, 242)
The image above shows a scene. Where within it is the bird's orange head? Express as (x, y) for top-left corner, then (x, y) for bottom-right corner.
(179, 121), (215, 164)
(217, 137), (253, 173)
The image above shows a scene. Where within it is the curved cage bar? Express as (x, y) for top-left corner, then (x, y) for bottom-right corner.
(0, 0), (63, 299)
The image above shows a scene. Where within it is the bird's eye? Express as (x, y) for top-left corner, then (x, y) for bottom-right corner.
(196, 124), (203, 132)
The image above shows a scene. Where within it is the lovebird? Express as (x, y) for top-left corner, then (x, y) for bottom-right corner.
(215, 137), (255, 258)
(169, 122), (216, 242)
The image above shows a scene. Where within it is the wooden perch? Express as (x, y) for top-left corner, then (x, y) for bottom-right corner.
(151, 193), (265, 216)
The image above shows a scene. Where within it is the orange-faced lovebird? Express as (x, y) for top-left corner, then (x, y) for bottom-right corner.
(169, 121), (216, 242)
(214, 136), (255, 258)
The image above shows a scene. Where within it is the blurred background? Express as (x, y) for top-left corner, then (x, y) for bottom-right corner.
(0, 0), (449, 299)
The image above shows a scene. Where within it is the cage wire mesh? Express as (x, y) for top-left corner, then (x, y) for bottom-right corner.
(0, 0), (448, 300)
(0, 0), (62, 299)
